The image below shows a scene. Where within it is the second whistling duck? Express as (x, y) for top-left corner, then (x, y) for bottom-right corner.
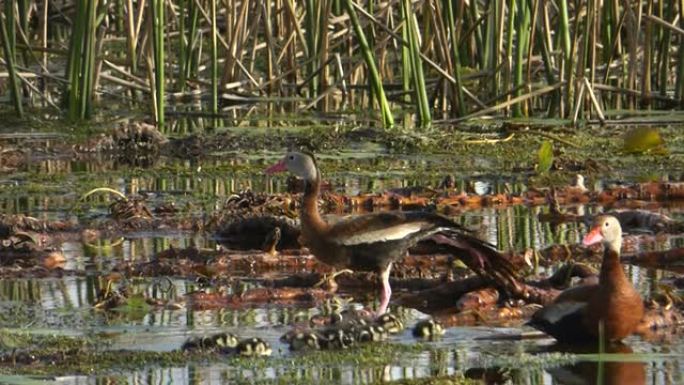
(528, 215), (645, 343)
(266, 151), (499, 315)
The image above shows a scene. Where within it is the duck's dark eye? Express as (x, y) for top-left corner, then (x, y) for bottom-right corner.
(604, 221), (609, 227)
(288, 155), (295, 160)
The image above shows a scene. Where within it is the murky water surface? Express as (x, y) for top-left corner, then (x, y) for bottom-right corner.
(1, 115), (683, 384)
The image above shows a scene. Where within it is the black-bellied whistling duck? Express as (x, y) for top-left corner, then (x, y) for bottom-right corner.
(528, 215), (644, 343)
(266, 151), (499, 315)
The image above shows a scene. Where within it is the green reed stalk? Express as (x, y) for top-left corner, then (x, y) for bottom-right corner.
(116, 0), (125, 33)
(482, 1), (494, 79)
(401, 3), (411, 104)
(677, 1), (684, 104)
(0, 11), (23, 117)
(151, 0), (165, 126)
(65, 0), (98, 120)
(183, 1), (200, 82)
(492, 0), (503, 99)
(306, 0), (318, 98)
(558, 0), (571, 62)
(657, 1), (672, 97)
(513, 0), (530, 117)
(558, 0), (572, 116)
(504, 0), (515, 110)
(576, 0), (592, 120)
(263, 0), (276, 95)
(343, 0), (394, 128)
(17, 0), (30, 65)
(642, 0), (653, 107)
(4, 2), (15, 56)
(177, 0), (186, 91)
(125, 0), (137, 72)
(444, 0), (465, 116)
(210, 0), (218, 115)
(601, 0), (615, 64)
(468, 0), (484, 69)
(366, 0), (375, 104)
(402, 0), (431, 126)
(534, 2), (558, 116)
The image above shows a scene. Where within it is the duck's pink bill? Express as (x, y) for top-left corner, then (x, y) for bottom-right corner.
(266, 159), (287, 174)
(582, 227), (603, 246)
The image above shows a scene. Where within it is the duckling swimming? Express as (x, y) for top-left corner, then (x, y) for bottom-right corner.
(412, 319), (445, 340)
(236, 337), (272, 357)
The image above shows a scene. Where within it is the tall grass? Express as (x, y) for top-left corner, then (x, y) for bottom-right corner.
(151, 0), (165, 127)
(64, 0), (98, 120)
(0, 7), (23, 117)
(0, 1), (683, 126)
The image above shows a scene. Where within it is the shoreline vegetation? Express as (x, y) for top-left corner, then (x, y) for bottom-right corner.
(0, 1), (683, 128)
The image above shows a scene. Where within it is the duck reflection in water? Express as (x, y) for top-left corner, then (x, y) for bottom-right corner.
(548, 343), (646, 385)
(465, 343), (645, 385)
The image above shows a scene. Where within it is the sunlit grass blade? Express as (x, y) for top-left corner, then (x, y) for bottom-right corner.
(343, 0), (394, 129)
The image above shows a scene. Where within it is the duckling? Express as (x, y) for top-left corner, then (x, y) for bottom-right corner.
(181, 336), (216, 352)
(412, 319), (445, 340)
(212, 332), (239, 353)
(338, 308), (373, 325)
(309, 312), (342, 327)
(374, 313), (404, 334)
(236, 337), (272, 357)
(319, 327), (355, 349)
(355, 324), (388, 343)
(288, 331), (321, 351)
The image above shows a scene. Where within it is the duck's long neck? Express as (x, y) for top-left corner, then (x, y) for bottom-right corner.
(300, 170), (327, 232)
(599, 239), (629, 287)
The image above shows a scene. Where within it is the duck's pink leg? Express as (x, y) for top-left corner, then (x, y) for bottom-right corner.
(376, 263), (393, 316)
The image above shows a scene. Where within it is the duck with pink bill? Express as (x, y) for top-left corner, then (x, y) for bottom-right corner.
(266, 151), (504, 316)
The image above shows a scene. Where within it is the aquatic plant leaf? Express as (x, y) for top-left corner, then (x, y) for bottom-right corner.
(622, 127), (668, 155)
(114, 294), (151, 316)
(537, 140), (553, 174)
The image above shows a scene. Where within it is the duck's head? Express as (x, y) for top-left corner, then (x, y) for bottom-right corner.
(583, 215), (622, 251)
(266, 151), (318, 181)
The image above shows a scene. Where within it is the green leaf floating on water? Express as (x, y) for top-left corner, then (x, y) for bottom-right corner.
(114, 294), (151, 317)
(537, 140), (553, 174)
(622, 127), (668, 155)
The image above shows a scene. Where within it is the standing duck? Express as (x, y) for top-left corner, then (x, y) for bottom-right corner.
(528, 215), (644, 343)
(266, 151), (500, 315)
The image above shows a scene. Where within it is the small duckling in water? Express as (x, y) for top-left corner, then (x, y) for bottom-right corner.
(412, 319), (445, 340)
(374, 313), (404, 334)
(355, 324), (388, 343)
(213, 332), (239, 353)
(181, 336), (217, 352)
(319, 328), (355, 349)
(288, 331), (321, 351)
(236, 337), (272, 357)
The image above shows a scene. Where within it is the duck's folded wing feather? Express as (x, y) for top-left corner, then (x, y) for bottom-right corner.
(327, 212), (462, 246)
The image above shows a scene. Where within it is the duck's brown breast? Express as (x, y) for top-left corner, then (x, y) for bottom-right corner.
(583, 285), (644, 341)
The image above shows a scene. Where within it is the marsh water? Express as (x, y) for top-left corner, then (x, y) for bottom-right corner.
(1, 112), (684, 385)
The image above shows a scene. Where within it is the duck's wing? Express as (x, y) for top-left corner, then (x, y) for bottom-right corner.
(552, 284), (598, 303)
(326, 211), (464, 246)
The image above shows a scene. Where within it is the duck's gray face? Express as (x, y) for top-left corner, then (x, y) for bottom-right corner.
(583, 215), (622, 247)
(265, 151), (317, 181)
